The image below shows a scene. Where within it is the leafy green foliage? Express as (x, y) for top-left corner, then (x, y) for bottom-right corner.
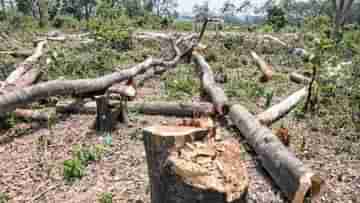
(223, 35), (244, 50)
(98, 192), (113, 203)
(173, 21), (193, 31)
(63, 158), (85, 182)
(0, 192), (9, 203)
(88, 15), (133, 50)
(63, 145), (105, 182)
(266, 6), (287, 31)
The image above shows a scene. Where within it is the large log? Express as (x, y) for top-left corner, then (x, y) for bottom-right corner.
(290, 73), (310, 84)
(56, 100), (216, 117)
(0, 34), (198, 116)
(250, 51), (273, 82)
(143, 124), (248, 203)
(6, 40), (47, 84)
(257, 87), (308, 125)
(193, 52), (228, 115)
(0, 50), (33, 58)
(229, 104), (323, 203)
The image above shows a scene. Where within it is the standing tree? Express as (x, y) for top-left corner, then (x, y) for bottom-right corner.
(266, 5), (287, 31)
(38, 0), (49, 27)
(331, 0), (355, 38)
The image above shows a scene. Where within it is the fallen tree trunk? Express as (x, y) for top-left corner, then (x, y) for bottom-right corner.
(56, 100), (216, 117)
(193, 52), (228, 115)
(290, 73), (310, 84)
(0, 34), (198, 116)
(13, 109), (55, 121)
(257, 87), (308, 126)
(250, 51), (273, 82)
(0, 50), (33, 58)
(6, 40), (47, 84)
(229, 104), (323, 203)
(143, 124), (248, 203)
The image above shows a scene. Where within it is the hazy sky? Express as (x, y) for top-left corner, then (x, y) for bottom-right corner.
(178, 0), (269, 13)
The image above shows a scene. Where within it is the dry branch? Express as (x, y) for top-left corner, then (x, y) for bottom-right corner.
(250, 51), (273, 82)
(257, 87), (308, 125)
(193, 52), (228, 115)
(229, 104), (323, 203)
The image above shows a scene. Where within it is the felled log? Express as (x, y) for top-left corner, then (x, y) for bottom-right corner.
(229, 104), (323, 203)
(257, 87), (308, 126)
(13, 108), (55, 121)
(56, 100), (216, 117)
(250, 51), (273, 82)
(108, 84), (136, 98)
(290, 73), (310, 84)
(143, 124), (249, 203)
(193, 52), (228, 115)
(0, 50), (33, 58)
(0, 34), (198, 116)
(6, 40), (47, 84)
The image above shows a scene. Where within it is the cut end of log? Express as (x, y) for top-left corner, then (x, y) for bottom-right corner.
(250, 51), (273, 82)
(144, 125), (209, 138)
(292, 173), (324, 203)
(167, 138), (249, 202)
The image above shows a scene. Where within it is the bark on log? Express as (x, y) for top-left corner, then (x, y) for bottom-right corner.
(108, 84), (136, 98)
(0, 50), (33, 58)
(250, 51), (273, 82)
(193, 52), (228, 115)
(257, 87), (308, 126)
(290, 73), (310, 84)
(229, 104), (324, 203)
(56, 100), (216, 117)
(13, 108), (55, 121)
(143, 125), (248, 203)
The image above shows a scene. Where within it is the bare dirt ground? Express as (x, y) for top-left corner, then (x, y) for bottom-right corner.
(0, 32), (360, 203)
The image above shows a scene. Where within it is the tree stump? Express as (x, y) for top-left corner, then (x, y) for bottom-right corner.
(95, 95), (112, 133)
(143, 124), (249, 203)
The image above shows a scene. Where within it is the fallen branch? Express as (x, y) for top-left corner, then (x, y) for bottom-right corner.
(193, 52), (228, 115)
(0, 34), (198, 116)
(250, 51), (273, 82)
(257, 87), (308, 125)
(229, 104), (324, 203)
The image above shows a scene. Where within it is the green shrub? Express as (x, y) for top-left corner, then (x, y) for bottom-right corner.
(63, 145), (105, 182)
(223, 35), (244, 50)
(63, 158), (85, 182)
(257, 24), (274, 33)
(266, 6), (287, 31)
(174, 21), (193, 31)
(88, 15), (133, 50)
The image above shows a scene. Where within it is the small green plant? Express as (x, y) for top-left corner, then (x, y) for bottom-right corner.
(98, 192), (113, 203)
(0, 192), (9, 203)
(63, 145), (105, 182)
(63, 158), (85, 182)
(264, 89), (274, 108)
